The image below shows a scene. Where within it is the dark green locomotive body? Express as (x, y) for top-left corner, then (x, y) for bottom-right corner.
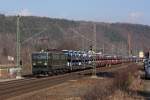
(32, 51), (68, 75)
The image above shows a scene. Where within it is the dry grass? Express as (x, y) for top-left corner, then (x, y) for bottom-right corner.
(82, 79), (115, 100)
(114, 64), (141, 92)
(82, 64), (143, 100)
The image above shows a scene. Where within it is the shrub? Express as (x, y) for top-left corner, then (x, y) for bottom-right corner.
(113, 64), (139, 91)
(82, 64), (140, 100)
(82, 80), (115, 100)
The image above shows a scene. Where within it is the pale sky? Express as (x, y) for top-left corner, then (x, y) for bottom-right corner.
(0, 0), (149, 25)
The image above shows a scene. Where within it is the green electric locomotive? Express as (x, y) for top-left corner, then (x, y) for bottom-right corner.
(32, 51), (69, 75)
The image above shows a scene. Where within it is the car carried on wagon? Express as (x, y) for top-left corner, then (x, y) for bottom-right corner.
(144, 59), (150, 79)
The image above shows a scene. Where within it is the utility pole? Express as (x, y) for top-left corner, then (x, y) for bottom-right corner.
(102, 43), (105, 54)
(111, 44), (114, 55)
(16, 15), (21, 79)
(128, 32), (132, 56)
(82, 37), (86, 69)
(91, 23), (97, 78)
(93, 23), (97, 52)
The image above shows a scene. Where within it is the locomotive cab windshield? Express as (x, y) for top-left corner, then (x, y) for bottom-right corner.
(32, 52), (49, 75)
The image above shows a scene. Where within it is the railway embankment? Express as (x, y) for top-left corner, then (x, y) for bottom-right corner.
(6, 63), (144, 100)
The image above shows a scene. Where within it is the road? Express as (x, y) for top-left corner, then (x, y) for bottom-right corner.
(144, 80), (150, 92)
(142, 79), (150, 100)
(137, 69), (150, 100)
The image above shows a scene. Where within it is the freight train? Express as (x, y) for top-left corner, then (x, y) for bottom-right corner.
(144, 51), (150, 79)
(32, 50), (141, 75)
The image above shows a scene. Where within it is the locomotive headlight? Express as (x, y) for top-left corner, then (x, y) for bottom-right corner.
(33, 63), (36, 65)
(44, 62), (48, 66)
(67, 62), (70, 66)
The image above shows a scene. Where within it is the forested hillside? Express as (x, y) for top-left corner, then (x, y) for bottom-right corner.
(0, 14), (150, 65)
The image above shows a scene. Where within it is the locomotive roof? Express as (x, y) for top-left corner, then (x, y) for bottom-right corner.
(32, 51), (64, 54)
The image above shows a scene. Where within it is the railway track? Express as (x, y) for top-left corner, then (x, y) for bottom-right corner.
(0, 73), (82, 100)
(0, 63), (135, 100)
